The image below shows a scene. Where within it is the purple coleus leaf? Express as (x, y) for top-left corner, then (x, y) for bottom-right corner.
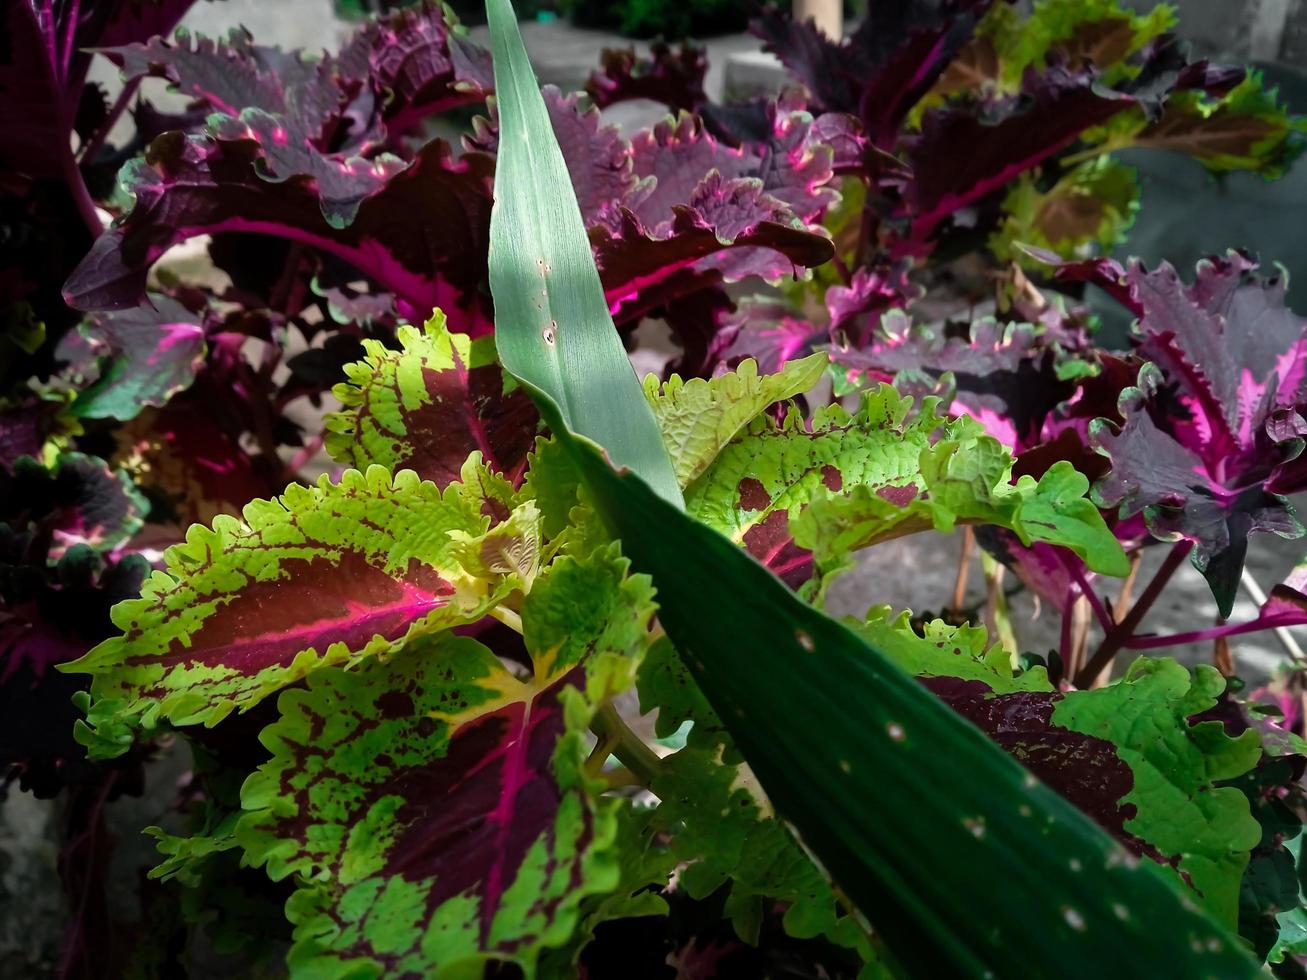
(0, 397), (69, 469)
(902, 64), (1135, 246)
(64, 131), (497, 327)
(465, 85), (637, 229)
(108, 28), (347, 139)
(108, 2), (492, 150)
(353, 0), (493, 134)
(56, 293), (206, 421)
(1088, 255), (1307, 616)
(473, 94), (838, 326)
(0, 452), (147, 561)
(832, 311), (1078, 448)
(751, 0), (995, 147)
(599, 107), (838, 322)
(718, 299), (829, 375)
(67, 87), (834, 349)
(825, 261), (921, 348)
(597, 171), (835, 322)
(586, 41), (707, 112)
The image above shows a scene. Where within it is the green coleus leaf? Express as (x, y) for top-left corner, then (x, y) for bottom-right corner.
(1092, 73), (1307, 179)
(637, 633), (729, 754)
(537, 802), (676, 977)
(994, 0), (1176, 88)
(991, 157), (1139, 266)
(237, 546), (656, 977)
(693, 383), (1127, 589)
(62, 295), (207, 422)
(326, 310), (539, 486)
(851, 610), (1261, 927)
(652, 745), (873, 958)
(1269, 838), (1307, 966)
(645, 353), (827, 487)
(1051, 659), (1263, 926)
(64, 463), (519, 755)
(485, 0), (681, 507)
(794, 438), (1130, 594)
(686, 384), (950, 569)
(854, 606), (1052, 694)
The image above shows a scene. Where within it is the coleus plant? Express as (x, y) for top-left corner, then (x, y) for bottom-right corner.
(1, 0), (1307, 975)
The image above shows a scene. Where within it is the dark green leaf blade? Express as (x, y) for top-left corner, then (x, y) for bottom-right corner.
(485, 0), (681, 507)
(542, 403), (1257, 979)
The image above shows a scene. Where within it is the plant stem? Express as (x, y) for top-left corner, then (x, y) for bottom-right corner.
(1058, 140), (1127, 168)
(1075, 541), (1192, 687)
(949, 526), (974, 617)
(78, 77), (140, 166)
(62, 142), (103, 241)
(1115, 552), (1142, 623)
(1240, 566), (1306, 662)
(1057, 550), (1112, 631)
(590, 703), (663, 787)
(489, 605), (523, 634)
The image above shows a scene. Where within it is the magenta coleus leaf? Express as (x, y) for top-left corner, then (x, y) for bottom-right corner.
(236, 547), (655, 976)
(326, 311), (538, 486)
(63, 465), (521, 754)
(1090, 254), (1307, 616)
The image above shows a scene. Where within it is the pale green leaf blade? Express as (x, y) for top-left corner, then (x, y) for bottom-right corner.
(646, 353), (828, 487)
(485, 0), (681, 507)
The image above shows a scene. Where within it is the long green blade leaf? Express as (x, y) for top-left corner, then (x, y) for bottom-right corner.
(540, 400), (1256, 980)
(485, 0), (682, 507)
